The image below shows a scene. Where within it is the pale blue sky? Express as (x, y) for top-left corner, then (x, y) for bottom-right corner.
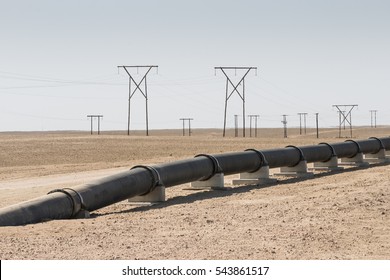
(0, 0), (389, 132)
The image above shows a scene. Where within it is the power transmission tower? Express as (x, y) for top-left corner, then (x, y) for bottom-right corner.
(315, 113), (319, 139)
(282, 115), (288, 138)
(248, 114), (259, 137)
(87, 115), (103, 135)
(333, 104), (358, 138)
(298, 113), (308, 135)
(370, 110), (378, 128)
(117, 65), (158, 136)
(215, 66), (257, 137)
(179, 118), (194, 136)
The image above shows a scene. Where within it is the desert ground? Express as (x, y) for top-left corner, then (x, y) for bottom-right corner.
(0, 127), (389, 259)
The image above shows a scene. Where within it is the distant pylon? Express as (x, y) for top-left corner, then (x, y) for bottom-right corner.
(282, 115), (288, 138)
(87, 115), (103, 135)
(180, 118), (194, 136)
(215, 66), (257, 137)
(298, 113), (308, 135)
(370, 110), (378, 128)
(234, 115), (239, 137)
(333, 105), (358, 138)
(248, 114), (259, 137)
(118, 65), (158, 136)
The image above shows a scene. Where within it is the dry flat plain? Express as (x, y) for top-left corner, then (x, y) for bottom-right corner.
(0, 127), (389, 259)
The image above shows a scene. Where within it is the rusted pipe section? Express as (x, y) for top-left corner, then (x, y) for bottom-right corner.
(0, 136), (389, 226)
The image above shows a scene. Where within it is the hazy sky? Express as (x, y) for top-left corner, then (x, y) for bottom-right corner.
(1, 0), (389, 132)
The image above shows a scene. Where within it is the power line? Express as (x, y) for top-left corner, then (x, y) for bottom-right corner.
(0, 71), (126, 87)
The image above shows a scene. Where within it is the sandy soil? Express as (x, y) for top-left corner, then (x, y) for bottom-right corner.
(0, 127), (389, 259)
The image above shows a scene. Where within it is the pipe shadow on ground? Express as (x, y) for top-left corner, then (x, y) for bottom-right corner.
(92, 162), (389, 218)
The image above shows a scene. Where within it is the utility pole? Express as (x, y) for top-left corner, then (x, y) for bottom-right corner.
(282, 115), (288, 138)
(180, 118), (185, 136)
(117, 65), (158, 136)
(87, 115), (103, 135)
(333, 105), (358, 138)
(88, 115), (93, 135)
(315, 113), (319, 139)
(248, 114), (259, 137)
(97, 115), (102, 135)
(188, 118), (193, 136)
(298, 113), (308, 135)
(179, 118), (194, 136)
(215, 66), (257, 137)
(255, 115), (259, 138)
(370, 110), (378, 128)
(234, 115), (239, 137)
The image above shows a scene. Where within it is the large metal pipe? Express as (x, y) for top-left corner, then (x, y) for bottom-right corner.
(0, 137), (389, 226)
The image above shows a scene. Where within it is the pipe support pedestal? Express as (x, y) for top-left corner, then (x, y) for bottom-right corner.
(275, 160), (314, 178)
(232, 166), (277, 185)
(339, 140), (369, 167)
(339, 153), (369, 167)
(189, 154), (228, 190)
(128, 186), (166, 203)
(312, 156), (344, 171)
(364, 149), (389, 164)
(127, 165), (166, 203)
(311, 142), (343, 171)
(190, 173), (227, 190)
(274, 145), (314, 178)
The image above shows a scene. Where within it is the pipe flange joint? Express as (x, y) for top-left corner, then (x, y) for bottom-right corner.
(245, 149), (268, 172)
(47, 188), (85, 218)
(285, 145), (306, 167)
(131, 165), (163, 196)
(344, 139), (362, 158)
(194, 154), (222, 181)
(319, 142), (337, 162)
(369, 137), (385, 154)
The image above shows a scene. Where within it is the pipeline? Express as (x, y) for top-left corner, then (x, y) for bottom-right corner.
(0, 136), (389, 226)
